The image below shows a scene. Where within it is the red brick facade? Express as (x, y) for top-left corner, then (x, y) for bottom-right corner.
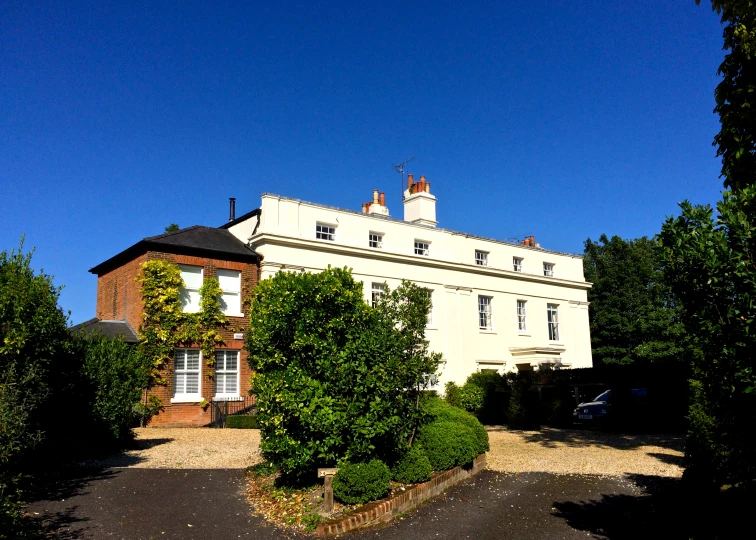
(94, 250), (259, 427)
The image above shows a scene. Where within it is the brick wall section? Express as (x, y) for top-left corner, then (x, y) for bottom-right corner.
(315, 454), (487, 537)
(94, 249), (259, 427)
(95, 254), (147, 331)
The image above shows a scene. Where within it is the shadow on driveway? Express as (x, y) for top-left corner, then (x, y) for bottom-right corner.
(487, 426), (684, 452)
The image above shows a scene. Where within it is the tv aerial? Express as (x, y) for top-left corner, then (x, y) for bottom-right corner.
(393, 157), (414, 199)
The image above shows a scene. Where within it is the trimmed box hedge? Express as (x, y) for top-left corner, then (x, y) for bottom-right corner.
(226, 415), (260, 429)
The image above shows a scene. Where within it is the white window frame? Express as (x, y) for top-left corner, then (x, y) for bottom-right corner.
(316, 223), (336, 241)
(517, 300), (528, 333)
(172, 349), (202, 402)
(371, 282), (385, 308)
(217, 269), (242, 317)
(178, 265), (203, 313)
(475, 250), (489, 266)
(513, 257), (523, 272)
(414, 240), (430, 256)
(369, 232), (383, 249)
(214, 350), (241, 400)
(543, 262), (555, 277)
(547, 303), (560, 341)
(478, 295), (493, 331)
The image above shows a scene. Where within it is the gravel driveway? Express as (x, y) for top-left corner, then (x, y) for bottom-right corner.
(89, 426), (684, 478)
(486, 426), (684, 477)
(86, 428), (263, 469)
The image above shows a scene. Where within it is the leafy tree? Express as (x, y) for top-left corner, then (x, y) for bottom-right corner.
(0, 243), (71, 533)
(660, 190), (756, 488)
(76, 333), (151, 442)
(583, 234), (686, 366)
(700, 0), (756, 191)
(246, 267), (440, 481)
(164, 223), (180, 233)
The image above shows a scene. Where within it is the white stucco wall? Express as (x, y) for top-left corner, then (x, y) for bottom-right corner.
(229, 193), (592, 388)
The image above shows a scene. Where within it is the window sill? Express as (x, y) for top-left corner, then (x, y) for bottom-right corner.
(425, 326), (438, 331)
(170, 396), (203, 404)
(518, 333), (531, 337)
(223, 313), (245, 318)
(479, 329), (497, 334)
(213, 395), (243, 402)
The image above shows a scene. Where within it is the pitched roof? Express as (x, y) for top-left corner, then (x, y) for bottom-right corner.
(69, 318), (139, 343)
(89, 226), (260, 275)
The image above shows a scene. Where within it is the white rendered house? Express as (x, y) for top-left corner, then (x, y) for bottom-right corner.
(223, 175), (592, 388)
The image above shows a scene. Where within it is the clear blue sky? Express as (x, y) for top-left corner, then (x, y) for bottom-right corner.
(1, 1), (725, 325)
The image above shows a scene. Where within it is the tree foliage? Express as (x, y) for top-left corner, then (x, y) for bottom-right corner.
(701, 0), (756, 191)
(0, 243), (71, 529)
(583, 234), (686, 366)
(660, 189), (756, 487)
(246, 267), (440, 481)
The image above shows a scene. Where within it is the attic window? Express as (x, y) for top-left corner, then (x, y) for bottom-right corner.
(316, 223), (336, 241)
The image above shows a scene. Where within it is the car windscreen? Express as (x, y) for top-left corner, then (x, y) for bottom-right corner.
(593, 390), (611, 402)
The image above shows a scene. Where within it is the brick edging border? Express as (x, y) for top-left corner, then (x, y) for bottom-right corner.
(315, 453), (486, 537)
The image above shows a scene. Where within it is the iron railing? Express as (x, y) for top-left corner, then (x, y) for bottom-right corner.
(209, 396), (256, 427)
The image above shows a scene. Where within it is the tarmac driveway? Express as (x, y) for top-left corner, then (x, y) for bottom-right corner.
(26, 467), (686, 540)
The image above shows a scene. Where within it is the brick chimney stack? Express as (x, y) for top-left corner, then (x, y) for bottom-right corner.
(362, 188), (390, 216)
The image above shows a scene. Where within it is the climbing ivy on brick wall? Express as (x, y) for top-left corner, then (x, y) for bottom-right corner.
(136, 260), (227, 386)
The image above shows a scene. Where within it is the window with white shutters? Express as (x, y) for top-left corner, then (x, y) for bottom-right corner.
(215, 350), (239, 398)
(513, 257), (523, 272)
(179, 265), (203, 313)
(217, 269), (242, 316)
(174, 349), (201, 397)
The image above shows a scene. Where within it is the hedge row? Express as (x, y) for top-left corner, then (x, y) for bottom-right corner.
(333, 398), (488, 505)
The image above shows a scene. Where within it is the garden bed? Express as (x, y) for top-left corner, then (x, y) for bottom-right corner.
(315, 453), (486, 537)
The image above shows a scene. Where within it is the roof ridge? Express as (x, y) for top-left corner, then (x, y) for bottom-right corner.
(143, 225), (204, 241)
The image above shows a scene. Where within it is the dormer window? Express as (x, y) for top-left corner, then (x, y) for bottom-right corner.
(543, 262), (555, 277)
(316, 223), (336, 241)
(475, 250), (489, 266)
(513, 257), (523, 272)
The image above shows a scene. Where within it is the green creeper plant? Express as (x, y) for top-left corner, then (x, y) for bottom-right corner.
(136, 260), (228, 386)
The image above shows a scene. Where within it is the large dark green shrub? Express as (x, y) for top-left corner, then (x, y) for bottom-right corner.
(333, 460), (391, 504)
(444, 381), (463, 408)
(424, 397), (489, 455)
(77, 333), (151, 442)
(507, 372), (540, 430)
(0, 243), (72, 535)
(391, 444), (432, 484)
(226, 414), (260, 429)
(463, 371), (511, 424)
(246, 268), (441, 481)
(417, 421), (478, 471)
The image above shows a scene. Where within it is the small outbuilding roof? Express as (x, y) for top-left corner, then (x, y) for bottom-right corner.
(70, 318), (139, 343)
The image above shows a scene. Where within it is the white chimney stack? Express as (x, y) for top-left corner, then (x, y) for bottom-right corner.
(403, 174), (437, 227)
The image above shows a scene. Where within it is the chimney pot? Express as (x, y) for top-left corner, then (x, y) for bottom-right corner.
(362, 203), (368, 213)
(373, 189), (379, 204)
(407, 174), (414, 190)
(229, 198), (236, 221)
(379, 192), (386, 206)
